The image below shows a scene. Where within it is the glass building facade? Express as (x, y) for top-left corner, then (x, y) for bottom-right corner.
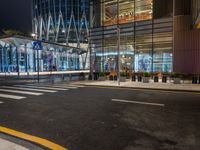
(0, 36), (87, 74)
(89, 0), (173, 73)
(32, 0), (89, 46)
(31, 0), (90, 71)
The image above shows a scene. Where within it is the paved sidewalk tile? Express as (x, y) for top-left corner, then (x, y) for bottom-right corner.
(72, 80), (200, 92)
(0, 138), (28, 150)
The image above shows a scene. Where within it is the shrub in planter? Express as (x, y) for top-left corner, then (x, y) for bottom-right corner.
(98, 72), (106, 81)
(142, 72), (150, 83)
(199, 76), (200, 84)
(120, 72), (126, 82)
(137, 72), (142, 82)
(88, 74), (92, 80)
(109, 75), (114, 81)
(79, 72), (85, 81)
(114, 75), (118, 81)
(154, 76), (159, 82)
(138, 76), (142, 82)
(170, 72), (182, 84)
(192, 76), (198, 84)
(132, 73), (136, 82)
(162, 76), (167, 83)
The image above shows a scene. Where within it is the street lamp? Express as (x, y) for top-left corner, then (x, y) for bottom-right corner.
(117, 0), (121, 86)
(117, 26), (120, 86)
(31, 33), (37, 40)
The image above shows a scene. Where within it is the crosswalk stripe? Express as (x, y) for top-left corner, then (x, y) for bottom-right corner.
(25, 84), (78, 89)
(50, 86), (78, 89)
(0, 94), (26, 100)
(15, 85), (69, 91)
(25, 84), (84, 88)
(0, 89), (43, 96)
(68, 85), (85, 88)
(2, 86), (57, 93)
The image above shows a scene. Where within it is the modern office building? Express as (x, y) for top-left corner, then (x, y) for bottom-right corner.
(89, 0), (200, 74)
(32, 0), (89, 46)
(0, 36), (87, 74)
(0, 0), (90, 75)
(31, 0), (90, 71)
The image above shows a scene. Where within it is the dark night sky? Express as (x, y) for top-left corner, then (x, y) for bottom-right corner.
(0, 0), (32, 33)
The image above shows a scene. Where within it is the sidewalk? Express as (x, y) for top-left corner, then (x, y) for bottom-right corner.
(72, 80), (200, 93)
(0, 133), (44, 150)
(0, 138), (28, 150)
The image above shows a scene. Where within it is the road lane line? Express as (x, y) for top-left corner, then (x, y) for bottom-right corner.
(37, 85), (78, 89)
(0, 101), (4, 104)
(67, 85), (85, 88)
(0, 89), (43, 96)
(2, 86), (57, 93)
(51, 86), (78, 89)
(0, 94), (26, 100)
(14, 85), (69, 91)
(111, 99), (165, 107)
(0, 126), (68, 150)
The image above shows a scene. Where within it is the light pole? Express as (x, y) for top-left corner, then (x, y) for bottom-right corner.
(117, 0), (120, 86)
(117, 26), (120, 86)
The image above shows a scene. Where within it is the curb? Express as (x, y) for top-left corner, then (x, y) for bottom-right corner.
(73, 83), (200, 94)
(0, 126), (67, 150)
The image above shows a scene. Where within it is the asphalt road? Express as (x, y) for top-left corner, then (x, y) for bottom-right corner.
(0, 83), (200, 150)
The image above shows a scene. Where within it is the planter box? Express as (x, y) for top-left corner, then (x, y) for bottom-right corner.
(138, 76), (142, 82)
(132, 76), (136, 82)
(120, 77), (126, 82)
(98, 76), (106, 81)
(142, 77), (150, 83)
(154, 76), (159, 82)
(162, 76), (167, 83)
(174, 78), (181, 84)
(114, 76), (118, 81)
(192, 77), (198, 84)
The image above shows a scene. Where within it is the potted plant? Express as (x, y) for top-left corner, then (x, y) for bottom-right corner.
(98, 72), (106, 81)
(162, 73), (167, 83)
(142, 72), (150, 83)
(170, 72), (182, 84)
(137, 72), (142, 82)
(79, 72), (85, 81)
(109, 75), (114, 81)
(88, 73), (92, 80)
(120, 72), (126, 82)
(199, 75), (200, 84)
(132, 72), (136, 82)
(153, 73), (159, 83)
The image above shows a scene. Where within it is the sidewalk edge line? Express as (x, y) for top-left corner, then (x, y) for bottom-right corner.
(74, 84), (200, 94)
(0, 126), (68, 150)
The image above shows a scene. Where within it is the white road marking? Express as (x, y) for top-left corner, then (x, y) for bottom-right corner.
(111, 99), (165, 107)
(2, 86), (57, 93)
(51, 86), (78, 89)
(0, 94), (26, 100)
(67, 85), (85, 88)
(25, 84), (83, 88)
(0, 101), (4, 104)
(14, 85), (69, 91)
(0, 89), (43, 96)
(35, 85), (78, 89)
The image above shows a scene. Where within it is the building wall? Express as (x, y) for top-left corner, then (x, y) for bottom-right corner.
(32, 0), (89, 46)
(89, 0), (173, 73)
(174, 29), (200, 74)
(174, 15), (200, 74)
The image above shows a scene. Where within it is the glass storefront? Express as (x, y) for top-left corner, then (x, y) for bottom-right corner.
(0, 37), (88, 73)
(90, 0), (173, 73)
